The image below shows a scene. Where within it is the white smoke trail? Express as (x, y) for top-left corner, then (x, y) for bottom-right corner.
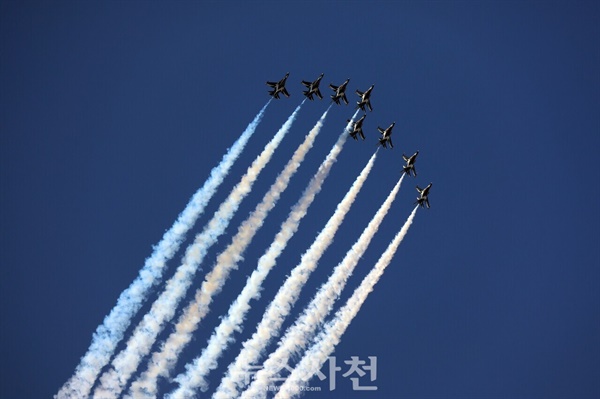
(213, 149), (377, 399)
(126, 107), (332, 399)
(166, 111), (359, 399)
(243, 171), (404, 398)
(275, 206), (419, 399)
(92, 104), (303, 399)
(54, 102), (270, 399)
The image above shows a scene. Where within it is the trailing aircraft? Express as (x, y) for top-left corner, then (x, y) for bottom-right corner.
(415, 183), (432, 208)
(266, 73), (290, 99)
(402, 151), (419, 177)
(301, 73), (324, 100)
(347, 114), (367, 140)
(356, 84), (374, 112)
(329, 79), (350, 105)
(377, 122), (395, 149)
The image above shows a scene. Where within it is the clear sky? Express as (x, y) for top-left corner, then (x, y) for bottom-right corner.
(1, 1), (599, 398)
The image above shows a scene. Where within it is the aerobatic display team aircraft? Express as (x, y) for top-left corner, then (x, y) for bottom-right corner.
(377, 122), (395, 149)
(265, 73), (432, 206)
(347, 114), (367, 141)
(301, 73), (324, 100)
(329, 78), (350, 105)
(266, 72), (290, 99)
(415, 183), (432, 208)
(402, 151), (419, 177)
(356, 84), (374, 112)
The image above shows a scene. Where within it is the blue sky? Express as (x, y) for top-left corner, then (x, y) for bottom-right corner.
(1, 1), (599, 398)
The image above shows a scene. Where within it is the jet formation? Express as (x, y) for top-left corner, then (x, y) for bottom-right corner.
(266, 72), (433, 208)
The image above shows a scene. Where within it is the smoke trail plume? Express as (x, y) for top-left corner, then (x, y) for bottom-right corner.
(166, 111), (359, 399)
(126, 107), (331, 398)
(275, 206), (419, 399)
(243, 171), (404, 398)
(92, 104), (302, 399)
(55, 102), (270, 399)
(213, 149), (377, 399)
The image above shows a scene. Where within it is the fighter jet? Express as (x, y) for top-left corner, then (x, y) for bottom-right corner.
(377, 122), (395, 149)
(329, 78), (350, 105)
(356, 84), (374, 112)
(415, 183), (432, 208)
(266, 73), (290, 99)
(301, 73), (324, 100)
(402, 151), (419, 177)
(347, 114), (367, 140)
